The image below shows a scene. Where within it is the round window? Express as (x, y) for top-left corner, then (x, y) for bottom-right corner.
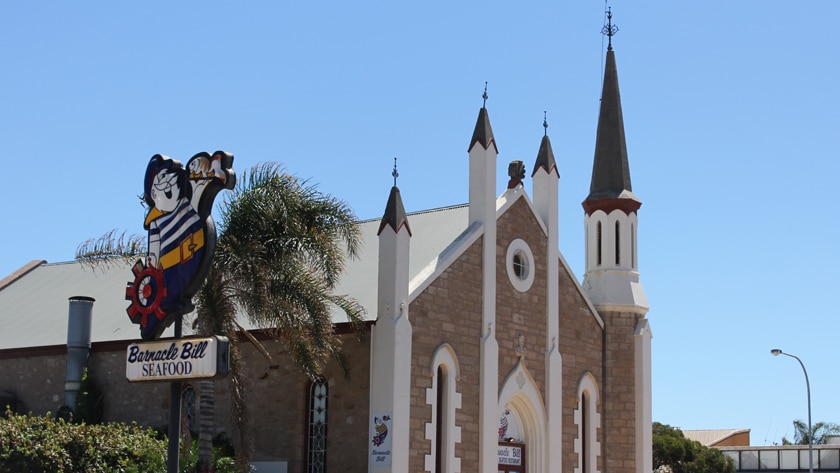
(506, 239), (535, 292)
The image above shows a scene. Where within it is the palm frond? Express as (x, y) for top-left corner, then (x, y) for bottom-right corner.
(75, 229), (145, 269)
(234, 320), (272, 361)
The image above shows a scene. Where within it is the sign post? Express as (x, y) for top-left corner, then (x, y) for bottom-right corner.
(167, 318), (182, 473)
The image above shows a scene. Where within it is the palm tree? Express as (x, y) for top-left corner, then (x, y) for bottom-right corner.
(199, 163), (366, 471)
(77, 162), (366, 472)
(214, 163), (365, 377)
(782, 419), (840, 445)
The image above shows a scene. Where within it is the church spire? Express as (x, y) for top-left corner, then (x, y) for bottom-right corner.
(584, 11), (640, 214)
(583, 11), (652, 473)
(469, 82), (497, 153)
(581, 6), (647, 311)
(532, 111), (558, 177)
(378, 159), (411, 236)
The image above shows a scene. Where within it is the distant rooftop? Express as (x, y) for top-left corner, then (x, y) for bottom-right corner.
(683, 428), (751, 447)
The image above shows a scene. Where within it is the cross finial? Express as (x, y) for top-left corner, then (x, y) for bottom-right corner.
(543, 111), (548, 136)
(602, 6), (618, 49)
(392, 157), (399, 187)
(482, 82), (488, 108)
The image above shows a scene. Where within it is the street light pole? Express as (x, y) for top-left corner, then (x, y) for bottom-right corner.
(771, 348), (813, 473)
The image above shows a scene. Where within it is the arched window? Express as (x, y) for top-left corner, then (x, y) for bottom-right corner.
(306, 377), (328, 473)
(575, 374), (601, 473)
(181, 384), (196, 432)
(435, 366), (446, 473)
(630, 223), (636, 269)
(581, 392), (589, 473)
(615, 221), (620, 266)
(425, 345), (462, 473)
(596, 221), (603, 266)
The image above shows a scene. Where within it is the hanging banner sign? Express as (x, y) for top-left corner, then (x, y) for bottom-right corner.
(126, 336), (229, 382)
(370, 412), (393, 467)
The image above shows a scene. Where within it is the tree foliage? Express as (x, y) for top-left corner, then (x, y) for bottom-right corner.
(653, 422), (735, 473)
(56, 368), (104, 425)
(782, 419), (840, 445)
(213, 162), (366, 378)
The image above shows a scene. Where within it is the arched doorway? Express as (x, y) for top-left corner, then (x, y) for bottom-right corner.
(497, 360), (547, 473)
(498, 405), (526, 473)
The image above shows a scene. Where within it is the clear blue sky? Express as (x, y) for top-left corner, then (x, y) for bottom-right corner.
(2, 1), (837, 446)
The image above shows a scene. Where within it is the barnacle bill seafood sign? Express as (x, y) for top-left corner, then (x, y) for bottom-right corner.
(126, 336), (229, 382)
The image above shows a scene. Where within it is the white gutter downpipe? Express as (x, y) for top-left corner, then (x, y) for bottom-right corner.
(64, 296), (94, 409)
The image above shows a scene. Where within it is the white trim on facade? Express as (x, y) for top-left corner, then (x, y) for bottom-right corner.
(498, 359), (548, 473)
(424, 344), (463, 473)
(635, 317), (653, 473)
(506, 238), (535, 293)
(574, 372), (602, 473)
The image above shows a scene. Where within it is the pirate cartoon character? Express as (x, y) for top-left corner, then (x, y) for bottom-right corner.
(125, 151), (235, 340)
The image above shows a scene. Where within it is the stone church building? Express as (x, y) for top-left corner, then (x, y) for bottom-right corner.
(0, 41), (652, 473)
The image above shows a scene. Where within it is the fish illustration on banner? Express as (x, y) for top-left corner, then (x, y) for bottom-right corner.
(372, 415), (390, 447)
(125, 151), (235, 340)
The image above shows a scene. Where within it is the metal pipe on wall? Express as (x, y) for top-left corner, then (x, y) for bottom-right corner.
(65, 296), (94, 409)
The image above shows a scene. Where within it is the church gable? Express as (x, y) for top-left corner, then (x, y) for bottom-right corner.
(494, 195), (549, 394)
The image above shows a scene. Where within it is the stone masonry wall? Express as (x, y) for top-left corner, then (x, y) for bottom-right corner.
(222, 333), (371, 472)
(0, 347), (170, 425)
(408, 237), (484, 473)
(558, 269), (606, 473)
(494, 198), (548, 400)
(0, 349), (73, 415)
(602, 310), (642, 473)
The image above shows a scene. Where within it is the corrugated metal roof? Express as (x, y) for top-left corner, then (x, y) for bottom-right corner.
(335, 204), (469, 322)
(0, 204), (470, 349)
(0, 260), (139, 348)
(682, 429), (750, 447)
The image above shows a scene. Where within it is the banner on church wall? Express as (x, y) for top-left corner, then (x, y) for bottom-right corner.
(370, 412), (392, 466)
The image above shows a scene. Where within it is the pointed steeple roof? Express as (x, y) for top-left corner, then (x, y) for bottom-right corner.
(532, 132), (558, 178)
(585, 45), (640, 210)
(469, 107), (498, 153)
(378, 186), (411, 236)
(469, 84), (498, 153)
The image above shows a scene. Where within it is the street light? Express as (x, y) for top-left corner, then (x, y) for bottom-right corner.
(771, 348), (813, 473)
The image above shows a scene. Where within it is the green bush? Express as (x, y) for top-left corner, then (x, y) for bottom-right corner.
(178, 435), (245, 473)
(0, 412), (166, 473)
(75, 368), (104, 425)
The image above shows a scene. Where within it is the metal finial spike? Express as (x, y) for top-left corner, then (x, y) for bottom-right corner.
(543, 111), (548, 136)
(482, 82), (488, 108)
(601, 6), (618, 49)
(392, 157), (399, 187)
